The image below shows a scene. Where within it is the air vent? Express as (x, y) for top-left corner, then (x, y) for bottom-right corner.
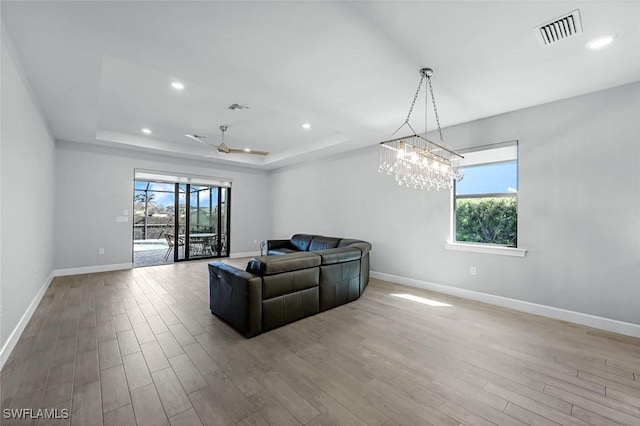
(534, 9), (583, 47)
(228, 103), (248, 110)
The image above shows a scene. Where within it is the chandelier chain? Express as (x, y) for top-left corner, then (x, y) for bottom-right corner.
(427, 76), (445, 144)
(403, 73), (426, 125)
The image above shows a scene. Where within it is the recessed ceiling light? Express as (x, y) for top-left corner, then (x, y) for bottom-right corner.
(302, 123), (311, 129)
(171, 81), (185, 90)
(243, 148), (251, 153)
(586, 34), (616, 50)
(142, 128), (152, 134)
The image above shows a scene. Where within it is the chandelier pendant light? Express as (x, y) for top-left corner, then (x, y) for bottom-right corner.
(378, 67), (464, 190)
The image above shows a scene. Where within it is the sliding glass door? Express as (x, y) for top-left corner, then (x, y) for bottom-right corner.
(174, 183), (230, 261)
(133, 181), (178, 267)
(133, 171), (231, 267)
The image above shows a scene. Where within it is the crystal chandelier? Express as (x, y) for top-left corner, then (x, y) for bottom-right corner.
(378, 68), (464, 190)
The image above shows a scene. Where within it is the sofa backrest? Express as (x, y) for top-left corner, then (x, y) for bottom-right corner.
(337, 239), (361, 248)
(308, 236), (341, 251)
(290, 234), (316, 251)
(313, 247), (362, 265)
(246, 251), (320, 275)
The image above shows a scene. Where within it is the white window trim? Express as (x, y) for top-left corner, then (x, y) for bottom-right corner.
(458, 145), (517, 167)
(444, 242), (527, 257)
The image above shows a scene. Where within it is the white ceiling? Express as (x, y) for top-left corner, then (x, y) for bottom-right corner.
(2, 1), (639, 170)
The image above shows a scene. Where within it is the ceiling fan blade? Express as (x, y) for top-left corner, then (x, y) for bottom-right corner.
(227, 148), (270, 156)
(187, 130), (268, 156)
(185, 134), (217, 148)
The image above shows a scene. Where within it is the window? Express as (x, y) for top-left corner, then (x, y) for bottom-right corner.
(454, 141), (518, 247)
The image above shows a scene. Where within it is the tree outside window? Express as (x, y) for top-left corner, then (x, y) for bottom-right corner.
(454, 142), (518, 247)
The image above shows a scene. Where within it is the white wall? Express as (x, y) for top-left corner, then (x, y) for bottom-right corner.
(0, 26), (56, 352)
(270, 82), (640, 326)
(54, 142), (271, 270)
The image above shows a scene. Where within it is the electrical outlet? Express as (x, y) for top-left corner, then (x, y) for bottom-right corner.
(99, 248), (105, 255)
(470, 266), (477, 276)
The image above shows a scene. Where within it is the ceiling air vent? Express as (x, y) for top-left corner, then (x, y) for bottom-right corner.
(534, 9), (583, 47)
(228, 103), (248, 110)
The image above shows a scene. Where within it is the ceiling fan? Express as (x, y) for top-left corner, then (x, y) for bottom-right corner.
(186, 125), (269, 156)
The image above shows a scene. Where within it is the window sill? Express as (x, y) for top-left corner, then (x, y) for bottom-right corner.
(444, 242), (527, 257)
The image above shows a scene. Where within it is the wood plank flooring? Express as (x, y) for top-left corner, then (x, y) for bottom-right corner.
(2, 259), (640, 425)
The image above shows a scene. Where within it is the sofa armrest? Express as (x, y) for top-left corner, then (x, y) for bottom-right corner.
(266, 239), (294, 251)
(346, 242), (371, 256)
(209, 262), (262, 337)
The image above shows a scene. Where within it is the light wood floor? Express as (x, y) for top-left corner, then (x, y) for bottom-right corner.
(2, 259), (640, 425)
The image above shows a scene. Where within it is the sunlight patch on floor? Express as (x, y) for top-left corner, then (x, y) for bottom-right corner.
(390, 293), (452, 307)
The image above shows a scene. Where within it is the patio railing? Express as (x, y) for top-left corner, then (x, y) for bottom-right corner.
(134, 223), (218, 240)
(133, 223), (173, 240)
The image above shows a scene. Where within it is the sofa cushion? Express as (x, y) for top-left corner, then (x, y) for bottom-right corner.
(313, 247), (362, 265)
(308, 236), (340, 251)
(267, 248), (298, 255)
(290, 234), (316, 251)
(246, 252), (320, 275)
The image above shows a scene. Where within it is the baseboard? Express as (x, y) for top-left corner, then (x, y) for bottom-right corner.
(370, 271), (640, 339)
(229, 251), (260, 259)
(53, 262), (133, 277)
(0, 271), (55, 370)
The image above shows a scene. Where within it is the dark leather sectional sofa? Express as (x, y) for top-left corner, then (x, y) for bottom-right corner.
(208, 234), (371, 337)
